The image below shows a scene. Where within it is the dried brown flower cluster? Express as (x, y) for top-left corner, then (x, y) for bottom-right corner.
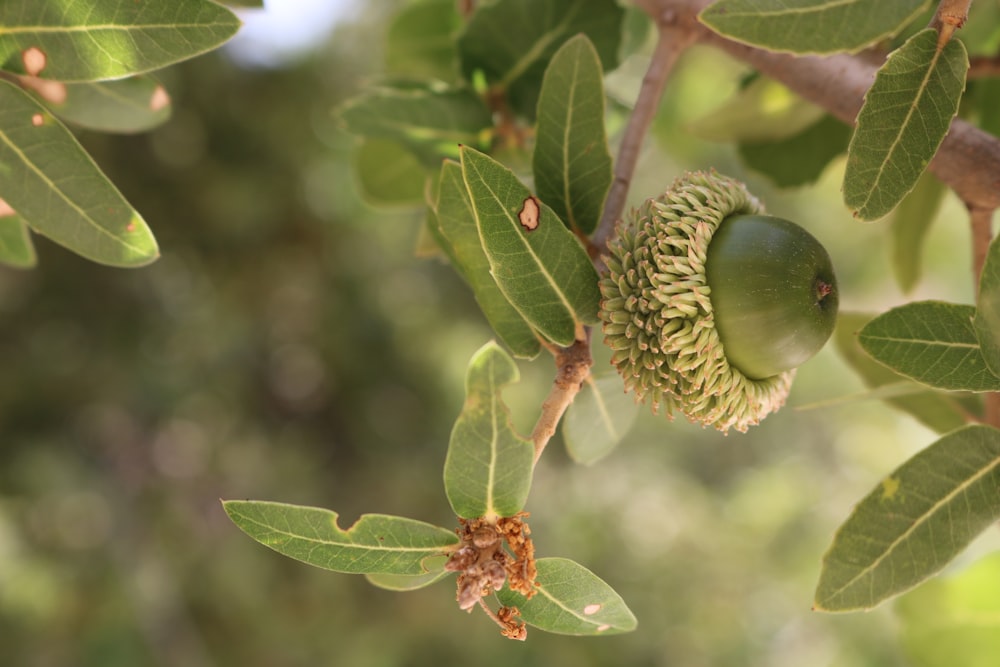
(444, 513), (536, 640)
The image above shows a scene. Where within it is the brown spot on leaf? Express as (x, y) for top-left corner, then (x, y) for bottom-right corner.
(583, 603), (602, 615)
(518, 196), (540, 231)
(150, 85), (170, 112)
(22, 47), (46, 77)
(0, 198), (15, 217)
(31, 113), (44, 127)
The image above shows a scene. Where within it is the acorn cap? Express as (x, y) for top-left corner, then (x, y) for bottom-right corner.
(598, 171), (794, 433)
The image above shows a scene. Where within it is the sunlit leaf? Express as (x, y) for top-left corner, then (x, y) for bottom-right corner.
(0, 211), (36, 268)
(457, 0), (623, 118)
(738, 114), (850, 187)
(844, 29), (968, 221)
(533, 35), (612, 237)
(339, 86), (492, 165)
(699, 0), (930, 55)
(689, 76), (825, 142)
(890, 171), (946, 293)
(834, 313), (977, 433)
(354, 139), (426, 205)
(385, 0), (460, 81)
(815, 425), (1000, 611)
(496, 557), (637, 635)
(222, 500), (459, 575)
(974, 234), (1000, 377)
(460, 146), (601, 346)
(434, 160), (541, 358)
(896, 554), (1000, 667)
(443, 341), (534, 521)
(365, 555), (451, 591)
(562, 373), (639, 465)
(0, 0), (240, 82)
(0, 81), (157, 267)
(858, 302), (1000, 392)
(31, 77), (172, 134)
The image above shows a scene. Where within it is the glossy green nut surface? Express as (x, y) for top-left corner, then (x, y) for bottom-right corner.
(706, 214), (838, 380)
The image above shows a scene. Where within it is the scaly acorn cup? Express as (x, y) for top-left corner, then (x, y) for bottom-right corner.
(599, 171), (838, 433)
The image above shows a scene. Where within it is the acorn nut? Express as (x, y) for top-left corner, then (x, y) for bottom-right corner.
(598, 171), (838, 432)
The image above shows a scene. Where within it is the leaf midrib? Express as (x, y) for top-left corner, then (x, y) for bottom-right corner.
(862, 333), (978, 349)
(231, 511), (452, 553)
(500, 3), (582, 87)
(1, 23), (234, 34)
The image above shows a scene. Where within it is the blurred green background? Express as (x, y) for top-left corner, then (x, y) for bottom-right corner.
(2, 2), (998, 665)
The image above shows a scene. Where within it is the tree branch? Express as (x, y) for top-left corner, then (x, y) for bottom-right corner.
(640, 0), (1000, 214)
(969, 54), (1000, 79)
(530, 335), (593, 464)
(592, 11), (697, 256)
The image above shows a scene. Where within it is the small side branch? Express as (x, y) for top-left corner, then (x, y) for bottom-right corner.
(591, 13), (696, 257)
(929, 0), (972, 49)
(530, 334), (593, 464)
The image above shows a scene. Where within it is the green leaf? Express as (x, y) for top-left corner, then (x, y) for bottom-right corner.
(0, 212), (36, 268)
(896, 553), (1000, 667)
(365, 555), (451, 591)
(974, 234), (1000, 377)
(0, 0), (240, 82)
(858, 302), (1000, 392)
(972, 78), (1000, 138)
(689, 75), (825, 142)
(890, 171), (946, 293)
(533, 35), (612, 237)
(33, 77), (172, 134)
(699, 0), (930, 55)
(815, 424), (1000, 611)
(460, 146), (601, 346)
(0, 81), (157, 267)
(562, 373), (639, 465)
(844, 29), (968, 221)
(434, 160), (541, 358)
(443, 341), (534, 521)
(496, 557), (637, 635)
(222, 500), (460, 575)
(385, 0), (460, 81)
(457, 0), (624, 118)
(738, 114), (851, 187)
(834, 312), (977, 433)
(339, 86), (492, 165)
(620, 6), (653, 60)
(354, 139), (426, 205)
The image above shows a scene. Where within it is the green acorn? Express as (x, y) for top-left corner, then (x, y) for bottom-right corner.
(598, 171), (838, 432)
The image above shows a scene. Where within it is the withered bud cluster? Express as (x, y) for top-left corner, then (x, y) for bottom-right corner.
(444, 513), (536, 639)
